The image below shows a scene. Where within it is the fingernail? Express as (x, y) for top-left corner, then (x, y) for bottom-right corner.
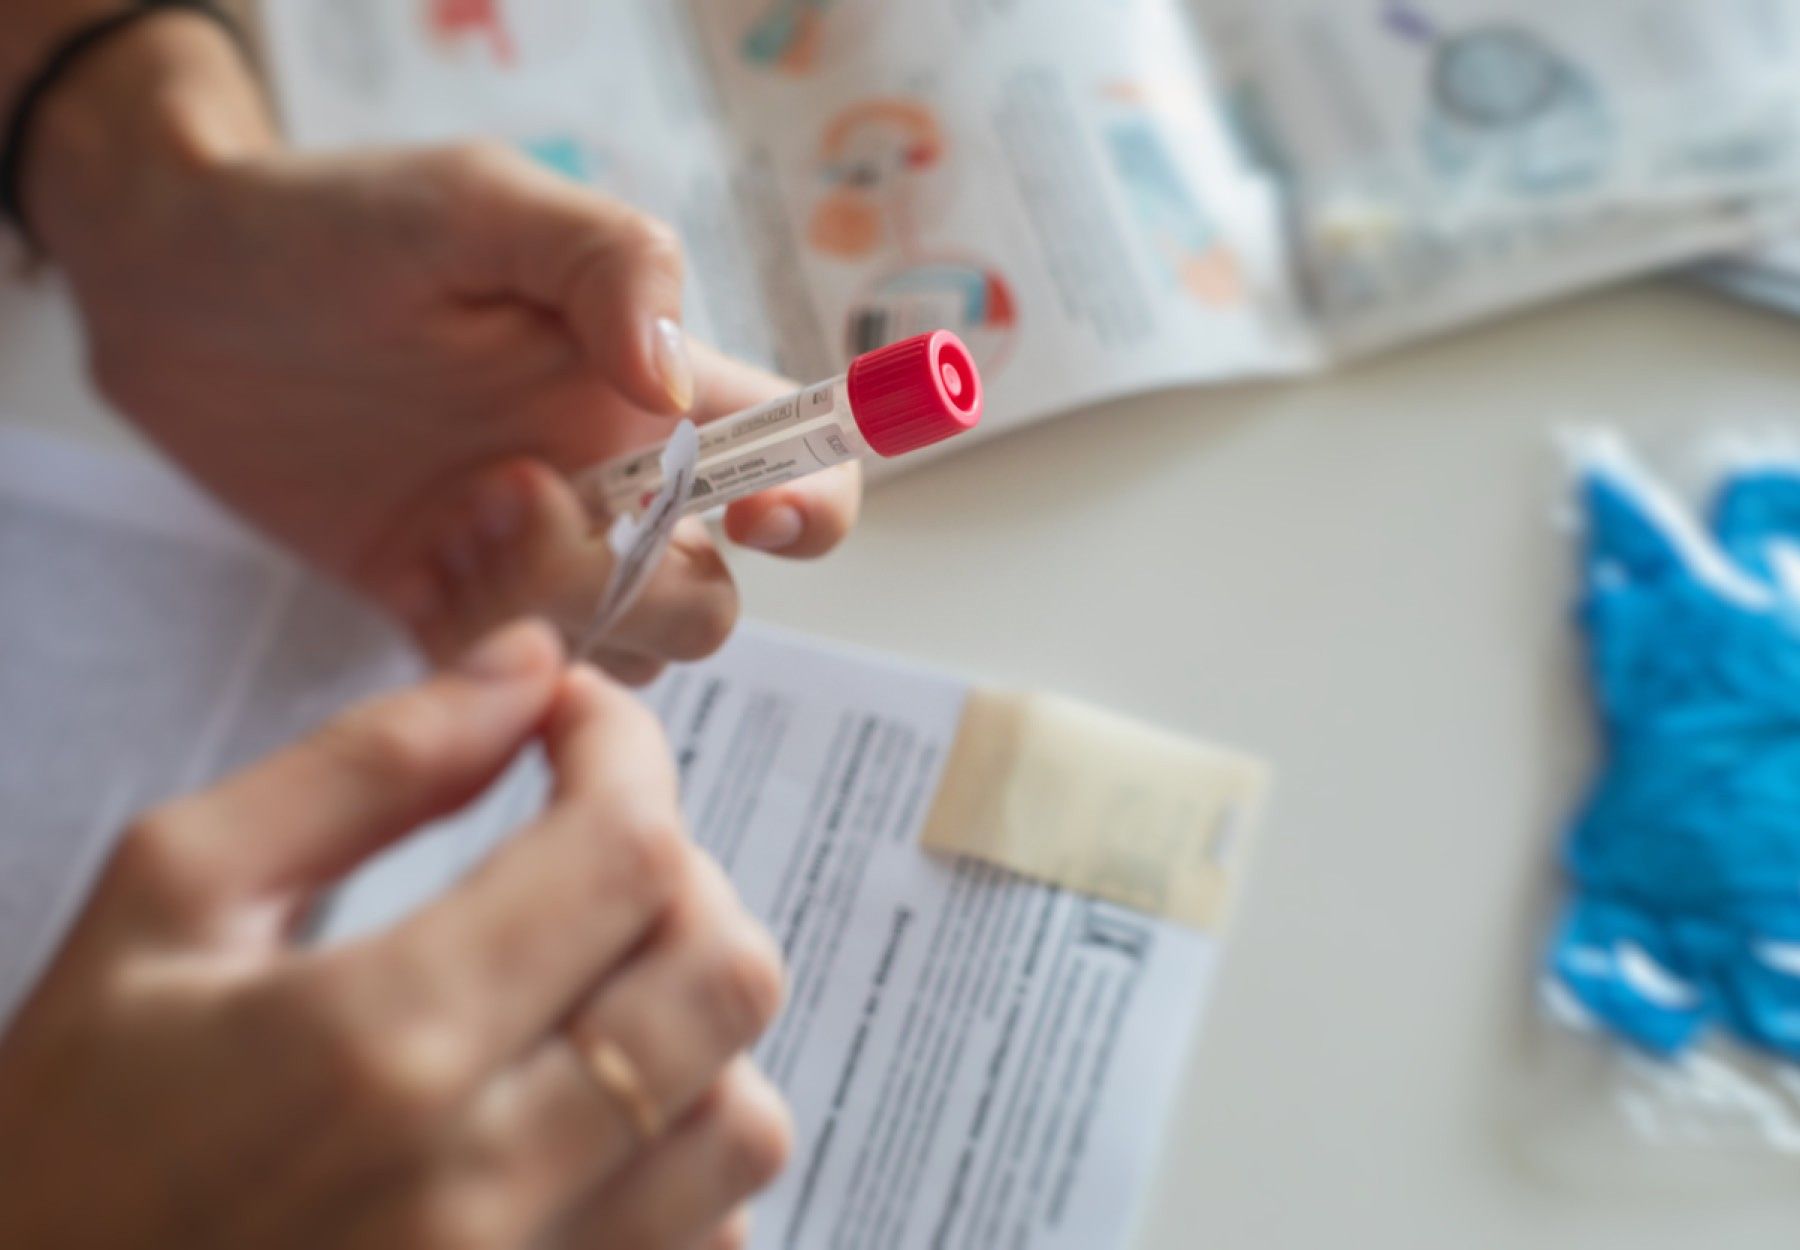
(456, 621), (549, 681)
(474, 470), (525, 545)
(652, 316), (695, 413)
(741, 505), (804, 552)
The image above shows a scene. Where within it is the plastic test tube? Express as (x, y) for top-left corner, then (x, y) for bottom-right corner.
(577, 330), (983, 520)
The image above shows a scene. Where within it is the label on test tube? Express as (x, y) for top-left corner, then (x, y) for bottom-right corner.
(577, 331), (982, 524)
(587, 383), (841, 514)
(575, 332), (982, 649)
(687, 428), (858, 511)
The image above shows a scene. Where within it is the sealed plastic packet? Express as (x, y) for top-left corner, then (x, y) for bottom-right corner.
(1526, 430), (1800, 1189)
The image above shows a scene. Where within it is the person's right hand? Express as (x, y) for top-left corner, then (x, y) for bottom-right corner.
(0, 622), (790, 1249)
(21, 13), (863, 680)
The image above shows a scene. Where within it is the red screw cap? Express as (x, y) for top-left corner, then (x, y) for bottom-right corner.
(846, 331), (983, 458)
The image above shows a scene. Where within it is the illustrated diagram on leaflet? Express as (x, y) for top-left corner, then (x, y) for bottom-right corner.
(1384, 3), (1612, 196)
(846, 259), (1018, 370)
(424, 0), (516, 66)
(518, 134), (624, 192)
(418, 0), (591, 73)
(807, 98), (1020, 375)
(1099, 83), (1244, 307)
(808, 98), (951, 259)
(740, 0), (866, 76)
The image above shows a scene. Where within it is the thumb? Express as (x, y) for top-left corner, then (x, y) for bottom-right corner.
(438, 143), (696, 417)
(136, 621), (564, 925)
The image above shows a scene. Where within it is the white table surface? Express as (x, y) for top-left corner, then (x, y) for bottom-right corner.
(6, 273), (1799, 1248)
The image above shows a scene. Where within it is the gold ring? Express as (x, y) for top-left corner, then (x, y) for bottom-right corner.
(575, 1035), (663, 1143)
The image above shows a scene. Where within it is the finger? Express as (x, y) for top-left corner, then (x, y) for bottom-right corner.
(559, 1060), (792, 1250)
(441, 869), (778, 1243)
(422, 1038), (628, 1246)
(584, 647), (668, 689)
(410, 850), (778, 1243)
(687, 340), (792, 422)
(376, 463), (739, 670)
(597, 516), (739, 663)
(130, 621), (561, 920)
(696, 1208), (753, 1250)
(723, 459), (863, 558)
(372, 459), (608, 667)
(562, 851), (783, 1138)
(363, 665), (689, 1073)
(438, 143), (694, 416)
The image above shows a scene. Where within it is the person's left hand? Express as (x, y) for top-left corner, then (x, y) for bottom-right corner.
(26, 13), (860, 680)
(0, 622), (792, 1249)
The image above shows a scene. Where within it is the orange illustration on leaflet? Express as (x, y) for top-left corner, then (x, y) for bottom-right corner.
(742, 0), (842, 75)
(810, 99), (948, 259)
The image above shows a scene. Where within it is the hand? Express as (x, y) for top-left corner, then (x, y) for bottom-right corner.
(23, 12), (860, 677)
(0, 623), (790, 1248)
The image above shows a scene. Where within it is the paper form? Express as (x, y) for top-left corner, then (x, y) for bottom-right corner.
(1, 432), (1234, 1249)
(646, 630), (1223, 1250)
(0, 429), (417, 1025)
(323, 625), (1226, 1250)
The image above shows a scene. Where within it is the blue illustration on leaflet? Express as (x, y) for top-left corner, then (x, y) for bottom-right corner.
(1099, 85), (1243, 308)
(520, 135), (593, 183)
(1554, 437), (1800, 1062)
(742, 0), (841, 74)
(1386, 5), (1612, 195)
(517, 135), (626, 196)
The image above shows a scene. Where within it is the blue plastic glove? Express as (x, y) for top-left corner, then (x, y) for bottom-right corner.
(1553, 439), (1800, 1061)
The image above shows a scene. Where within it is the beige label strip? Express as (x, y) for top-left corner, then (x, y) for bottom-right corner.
(920, 690), (1271, 932)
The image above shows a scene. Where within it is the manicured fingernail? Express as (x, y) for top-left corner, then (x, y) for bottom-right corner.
(741, 504), (804, 552)
(474, 470), (525, 544)
(456, 621), (550, 681)
(652, 316), (695, 413)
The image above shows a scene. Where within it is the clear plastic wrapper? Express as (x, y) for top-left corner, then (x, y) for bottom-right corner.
(1520, 430), (1800, 1187)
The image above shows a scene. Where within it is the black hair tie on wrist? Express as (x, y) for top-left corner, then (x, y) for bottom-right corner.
(0, 0), (250, 254)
